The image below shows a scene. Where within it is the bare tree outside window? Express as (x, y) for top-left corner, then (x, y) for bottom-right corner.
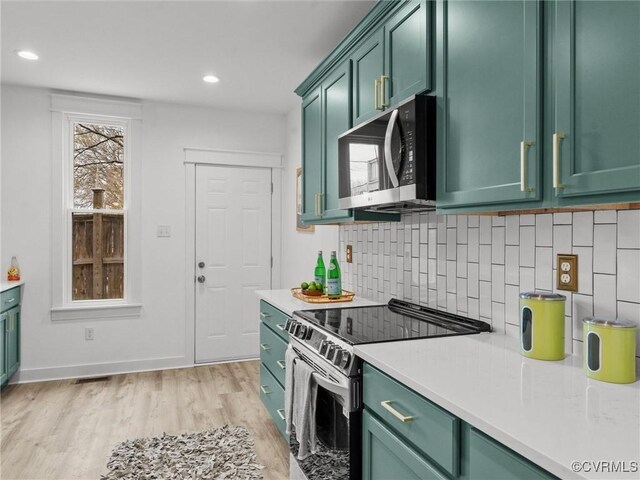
(72, 123), (125, 301)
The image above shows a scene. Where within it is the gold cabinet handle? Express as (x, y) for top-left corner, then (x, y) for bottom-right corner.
(553, 133), (565, 190)
(381, 400), (414, 422)
(277, 360), (286, 370)
(260, 343), (271, 351)
(520, 141), (533, 192)
(259, 312), (271, 319)
(260, 385), (272, 395)
(276, 323), (285, 331)
(277, 409), (286, 421)
(380, 75), (389, 108)
(374, 78), (382, 111)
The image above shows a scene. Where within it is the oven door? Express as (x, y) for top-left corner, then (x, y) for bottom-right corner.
(288, 343), (361, 480)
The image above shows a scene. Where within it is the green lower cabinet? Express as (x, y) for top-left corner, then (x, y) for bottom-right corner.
(0, 313), (7, 386)
(362, 409), (447, 480)
(461, 424), (557, 480)
(259, 363), (287, 440)
(5, 307), (20, 378)
(259, 322), (287, 387)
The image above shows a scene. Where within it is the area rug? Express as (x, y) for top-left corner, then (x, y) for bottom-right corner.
(101, 425), (264, 479)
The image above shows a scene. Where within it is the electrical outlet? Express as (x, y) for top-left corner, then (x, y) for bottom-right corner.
(157, 225), (171, 238)
(85, 327), (95, 341)
(346, 245), (353, 263)
(557, 254), (578, 292)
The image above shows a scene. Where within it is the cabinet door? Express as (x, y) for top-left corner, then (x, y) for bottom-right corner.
(0, 313), (6, 386)
(301, 86), (323, 223)
(363, 410), (447, 480)
(321, 62), (353, 221)
(437, 0), (542, 208)
(553, 0), (640, 198)
(352, 29), (385, 126)
(6, 307), (19, 377)
(384, 0), (431, 108)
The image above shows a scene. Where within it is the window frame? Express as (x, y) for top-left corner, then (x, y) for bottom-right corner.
(66, 114), (129, 305)
(51, 94), (142, 320)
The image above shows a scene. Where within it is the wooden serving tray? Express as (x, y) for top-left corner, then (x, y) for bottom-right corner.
(291, 288), (356, 304)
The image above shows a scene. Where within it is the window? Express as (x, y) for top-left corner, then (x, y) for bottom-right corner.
(71, 122), (126, 300)
(51, 94), (142, 319)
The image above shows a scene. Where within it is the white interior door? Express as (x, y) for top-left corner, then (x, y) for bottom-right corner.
(195, 164), (272, 363)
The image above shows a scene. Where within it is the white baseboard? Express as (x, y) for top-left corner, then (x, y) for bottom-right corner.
(10, 355), (192, 384)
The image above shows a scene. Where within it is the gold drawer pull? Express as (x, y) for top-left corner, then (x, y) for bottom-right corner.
(276, 323), (285, 331)
(277, 360), (286, 369)
(260, 385), (272, 395)
(277, 409), (286, 421)
(260, 312), (271, 319)
(381, 400), (414, 422)
(260, 343), (271, 351)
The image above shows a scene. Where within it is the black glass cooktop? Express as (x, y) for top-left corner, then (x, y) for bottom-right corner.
(294, 299), (491, 346)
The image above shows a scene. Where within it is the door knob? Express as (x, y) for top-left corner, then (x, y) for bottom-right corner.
(197, 275), (206, 283)
(198, 261), (205, 268)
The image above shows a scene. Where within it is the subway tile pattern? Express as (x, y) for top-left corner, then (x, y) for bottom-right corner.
(339, 210), (640, 357)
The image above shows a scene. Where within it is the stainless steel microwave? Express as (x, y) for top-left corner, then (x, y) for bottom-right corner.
(338, 95), (435, 212)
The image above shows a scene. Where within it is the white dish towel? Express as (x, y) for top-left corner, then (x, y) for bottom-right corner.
(284, 345), (318, 460)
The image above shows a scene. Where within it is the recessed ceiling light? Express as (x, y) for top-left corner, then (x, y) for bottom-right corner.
(203, 75), (220, 84)
(16, 50), (39, 60)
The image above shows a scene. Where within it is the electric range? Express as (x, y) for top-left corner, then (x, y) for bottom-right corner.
(285, 299), (491, 480)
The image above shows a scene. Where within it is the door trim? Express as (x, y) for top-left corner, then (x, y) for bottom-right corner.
(184, 153), (282, 364)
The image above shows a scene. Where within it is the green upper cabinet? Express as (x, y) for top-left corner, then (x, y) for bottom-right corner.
(321, 63), (353, 221)
(384, 0), (431, 108)
(301, 86), (323, 223)
(301, 61), (400, 225)
(350, 0), (431, 127)
(552, 0), (640, 201)
(436, 0), (542, 209)
(351, 29), (385, 126)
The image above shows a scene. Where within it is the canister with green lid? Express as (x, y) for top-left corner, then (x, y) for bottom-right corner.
(583, 317), (637, 384)
(519, 292), (566, 361)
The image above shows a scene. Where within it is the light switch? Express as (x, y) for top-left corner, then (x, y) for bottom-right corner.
(557, 254), (578, 292)
(157, 225), (171, 238)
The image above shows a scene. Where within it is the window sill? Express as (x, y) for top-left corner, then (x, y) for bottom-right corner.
(51, 302), (142, 321)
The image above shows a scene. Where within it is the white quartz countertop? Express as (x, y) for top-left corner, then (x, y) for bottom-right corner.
(0, 279), (24, 293)
(355, 334), (640, 480)
(256, 289), (383, 317)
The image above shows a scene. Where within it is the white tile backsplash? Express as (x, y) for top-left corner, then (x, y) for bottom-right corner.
(340, 209), (640, 357)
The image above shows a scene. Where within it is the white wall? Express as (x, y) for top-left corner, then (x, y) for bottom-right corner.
(1, 84), (289, 381)
(280, 106), (339, 288)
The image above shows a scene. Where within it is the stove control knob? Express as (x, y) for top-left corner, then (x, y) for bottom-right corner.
(284, 318), (293, 331)
(326, 343), (336, 360)
(339, 351), (351, 369)
(332, 347), (344, 365)
(291, 323), (301, 336)
(296, 325), (307, 339)
(318, 340), (330, 356)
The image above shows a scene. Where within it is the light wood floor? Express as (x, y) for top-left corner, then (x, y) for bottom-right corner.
(0, 361), (289, 480)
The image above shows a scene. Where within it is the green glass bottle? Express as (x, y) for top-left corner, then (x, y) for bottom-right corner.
(326, 251), (342, 297)
(314, 251), (326, 293)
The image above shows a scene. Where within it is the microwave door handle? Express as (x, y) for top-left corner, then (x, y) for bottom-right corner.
(384, 109), (400, 188)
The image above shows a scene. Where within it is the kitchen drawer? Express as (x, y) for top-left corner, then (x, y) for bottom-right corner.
(259, 300), (290, 342)
(0, 287), (20, 313)
(259, 363), (287, 440)
(363, 409), (447, 480)
(463, 424), (557, 480)
(363, 363), (460, 477)
(260, 322), (287, 387)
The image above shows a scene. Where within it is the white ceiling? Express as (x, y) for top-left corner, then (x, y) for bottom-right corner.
(1, 0), (375, 114)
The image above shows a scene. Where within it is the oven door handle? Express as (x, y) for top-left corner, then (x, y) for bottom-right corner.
(312, 371), (349, 398)
(384, 109), (400, 188)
